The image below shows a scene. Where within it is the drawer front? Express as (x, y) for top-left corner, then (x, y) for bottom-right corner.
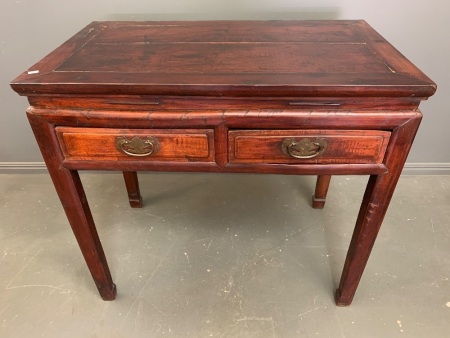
(56, 127), (214, 162)
(229, 130), (390, 164)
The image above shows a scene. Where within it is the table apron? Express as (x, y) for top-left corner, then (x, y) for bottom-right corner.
(27, 108), (421, 130)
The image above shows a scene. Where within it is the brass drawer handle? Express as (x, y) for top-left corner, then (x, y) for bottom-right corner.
(115, 136), (160, 157)
(281, 138), (327, 159)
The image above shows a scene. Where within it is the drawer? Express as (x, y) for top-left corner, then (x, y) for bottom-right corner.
(229, 130), (390, 164)
(56, 127), (214, 162)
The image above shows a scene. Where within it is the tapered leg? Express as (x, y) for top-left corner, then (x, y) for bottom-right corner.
(123, 171), (143, 208)
(312, 175), (331, 209)
(335, 174), (384, 305)
(28, 113), (116, 300)
(335, 114), (422, 306)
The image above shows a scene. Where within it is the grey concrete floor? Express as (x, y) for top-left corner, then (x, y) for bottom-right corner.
(1, 173), (449, 337)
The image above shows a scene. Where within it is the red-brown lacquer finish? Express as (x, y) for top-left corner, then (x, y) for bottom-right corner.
(11, 21), (435, 305)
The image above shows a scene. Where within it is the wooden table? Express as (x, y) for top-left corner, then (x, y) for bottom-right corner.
(11, 21), (436, 305)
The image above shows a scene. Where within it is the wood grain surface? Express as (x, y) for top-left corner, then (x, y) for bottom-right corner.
(229, 129), (390, 164)
(11, 21), (436, 98)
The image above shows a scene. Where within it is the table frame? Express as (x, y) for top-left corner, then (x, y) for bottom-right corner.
(27, 107), (421, 305)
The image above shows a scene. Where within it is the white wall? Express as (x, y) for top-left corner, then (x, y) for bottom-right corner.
(1, 0), (448, 171)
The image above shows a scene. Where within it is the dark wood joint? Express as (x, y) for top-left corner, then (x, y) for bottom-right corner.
(214, 124), (229, 166)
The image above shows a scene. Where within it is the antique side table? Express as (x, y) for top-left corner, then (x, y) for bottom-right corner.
(11, 21), (436, 306)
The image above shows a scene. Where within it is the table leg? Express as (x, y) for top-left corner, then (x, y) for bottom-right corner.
(335, 114), (422, 306)
(28, 113), (116, 300)
(122, 171), (143, 208)
(312, 175), (331, 209)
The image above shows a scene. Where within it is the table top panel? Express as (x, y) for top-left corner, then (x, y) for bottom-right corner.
(11, 20), (436, 98)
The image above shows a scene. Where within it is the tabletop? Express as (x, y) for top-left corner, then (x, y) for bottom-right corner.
(11, 20), (435, 98)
